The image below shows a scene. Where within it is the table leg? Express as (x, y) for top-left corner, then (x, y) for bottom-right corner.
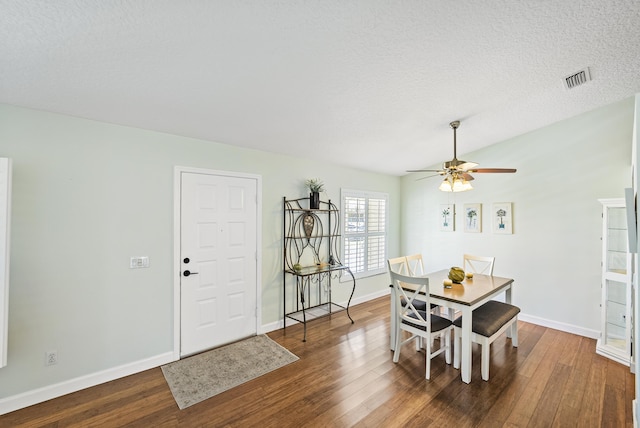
(461, 307), (472, 384)
(505, 285), (513, 339)
(390, 287), (396, 351)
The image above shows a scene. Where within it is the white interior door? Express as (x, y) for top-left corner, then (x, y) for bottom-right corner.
(179, 171), (258, 357)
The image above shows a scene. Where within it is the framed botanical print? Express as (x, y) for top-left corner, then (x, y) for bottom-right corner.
(464, 203), (481, 233)
(493, 202), (513, 234)
(440, 204), (455, 232)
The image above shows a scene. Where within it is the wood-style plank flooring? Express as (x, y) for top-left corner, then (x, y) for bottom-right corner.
(0, 296), (634, 427)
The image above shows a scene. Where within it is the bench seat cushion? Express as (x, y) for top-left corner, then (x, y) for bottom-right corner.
(453, 300), (520, 337)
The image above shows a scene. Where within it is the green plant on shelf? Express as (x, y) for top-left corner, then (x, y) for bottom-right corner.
(305, 178), (325, 193)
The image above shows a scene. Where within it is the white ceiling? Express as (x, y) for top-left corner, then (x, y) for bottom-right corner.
(1, 1), (639, 175)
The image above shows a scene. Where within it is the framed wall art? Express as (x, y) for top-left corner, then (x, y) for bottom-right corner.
(464, 203), (481, 233)
(440, 204), (455, 232)
(493, 202), (513, 234)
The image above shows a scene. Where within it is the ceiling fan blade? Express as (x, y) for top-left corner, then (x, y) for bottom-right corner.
(416, 173), (444, 181)
(467, 168), (517, 173)
(407, 169), (446, 174)
(461, 173), (475, 181)
(458, 161), (479, 171)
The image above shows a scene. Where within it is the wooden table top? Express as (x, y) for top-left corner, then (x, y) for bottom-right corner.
(414, 269), (514, 306)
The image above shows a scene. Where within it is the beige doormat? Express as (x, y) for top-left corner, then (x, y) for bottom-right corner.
(161, 334), (298, 409)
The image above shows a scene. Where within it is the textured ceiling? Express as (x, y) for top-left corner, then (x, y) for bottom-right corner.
(1, 0), (639, 175)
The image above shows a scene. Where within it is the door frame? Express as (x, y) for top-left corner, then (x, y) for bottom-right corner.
(173, 166), (262, 360)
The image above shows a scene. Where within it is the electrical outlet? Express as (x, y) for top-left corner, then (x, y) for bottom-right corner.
(45, 350), (57, 366)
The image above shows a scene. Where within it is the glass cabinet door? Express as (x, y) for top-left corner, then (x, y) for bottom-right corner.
(604, 278), (628, 352)
(597, 198), (632, 366)
(605, 206), (628, 274)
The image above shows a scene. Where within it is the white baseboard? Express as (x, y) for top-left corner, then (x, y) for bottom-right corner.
(1, 290), (598, 416)
(0, 351), (175, 416)
(261, 291), (600, 340)
(518, 313), (599, 339)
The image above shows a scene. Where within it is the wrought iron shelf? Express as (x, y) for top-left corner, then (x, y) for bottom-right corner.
(282, 196), (356, 341)
(284, 234), (341, 239)
(288, 208), (338, 212)
(285, 263), (350, 277)
(285, 303), (347, 325)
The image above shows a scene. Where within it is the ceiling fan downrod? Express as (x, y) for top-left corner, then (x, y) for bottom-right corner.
(450, 120), (460, 161)
(443, 120), (466, 170)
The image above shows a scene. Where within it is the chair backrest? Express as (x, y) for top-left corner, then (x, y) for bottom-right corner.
(463, 254), (495, 275)
(388, 270), (431, 330)
(405, 253), (425, 276)
(387, 256), (409, 276)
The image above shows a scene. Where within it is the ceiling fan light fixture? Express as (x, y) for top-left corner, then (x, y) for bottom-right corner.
(453, 177), (473, 192)
(439, 176), (473, 192)
(439, 178), (453, 192)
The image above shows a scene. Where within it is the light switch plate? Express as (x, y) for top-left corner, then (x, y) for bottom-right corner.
(130, 257), (149, 269)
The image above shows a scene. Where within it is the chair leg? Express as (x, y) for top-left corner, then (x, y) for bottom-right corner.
(453, 328), (461, 369)
(425, 333), (432, 380)
(393, 326), (402, 363)
(511, 319), (519, 347)
(481, 337), (490, 381)
(444, 329), (451, 365)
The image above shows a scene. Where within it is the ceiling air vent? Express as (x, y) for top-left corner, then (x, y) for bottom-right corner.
(563, 67), (591, 89)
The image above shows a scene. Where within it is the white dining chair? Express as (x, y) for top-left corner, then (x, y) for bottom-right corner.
(463, 254), (495, 275)
(387, 256), (429, 350)
(452, 300), (520, 381)
(389, 255), (439, 311)
(388, 256), (410, 276)
(405, 253), (425, 276)
(388, 256), (429, 311)
(389, 270), (453, 379)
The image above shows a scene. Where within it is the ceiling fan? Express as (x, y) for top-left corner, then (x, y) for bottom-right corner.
(408, 120), (516, 192)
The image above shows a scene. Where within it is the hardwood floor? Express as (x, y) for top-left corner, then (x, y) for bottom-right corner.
(1, 296), (634, 427)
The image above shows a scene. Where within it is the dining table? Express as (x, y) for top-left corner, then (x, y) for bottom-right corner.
(389, 269), (514, 384)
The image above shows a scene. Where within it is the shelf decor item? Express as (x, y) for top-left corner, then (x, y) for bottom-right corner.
(305, 178), (324, 209)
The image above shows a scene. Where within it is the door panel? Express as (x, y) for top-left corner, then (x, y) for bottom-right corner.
(180, 172), (257, 357)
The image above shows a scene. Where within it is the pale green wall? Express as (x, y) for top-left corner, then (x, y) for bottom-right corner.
(400, 97), (634, 335)
(0, 96), (633, 405)
(0, 104), (399, 399)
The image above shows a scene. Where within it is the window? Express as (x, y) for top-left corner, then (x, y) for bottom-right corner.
(341, 189), (388, 279)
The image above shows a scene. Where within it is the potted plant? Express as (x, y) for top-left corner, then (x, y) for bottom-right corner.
(305, 178), (324, 209)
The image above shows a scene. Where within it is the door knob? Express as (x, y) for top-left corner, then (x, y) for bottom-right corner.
(183, 270), (199, 277)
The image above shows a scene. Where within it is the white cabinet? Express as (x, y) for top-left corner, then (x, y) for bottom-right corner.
(597, 198), (633, 366)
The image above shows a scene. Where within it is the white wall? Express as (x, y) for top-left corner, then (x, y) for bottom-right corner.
(400, 97), (634, 336)
(0, 104), (399, 409)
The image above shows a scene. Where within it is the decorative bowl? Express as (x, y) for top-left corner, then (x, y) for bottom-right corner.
(448, 267), (465, 283)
